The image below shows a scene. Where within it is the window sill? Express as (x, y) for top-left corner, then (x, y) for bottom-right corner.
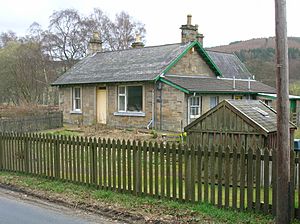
(70, 111), (83, 114)
(114, 111), (145, 117)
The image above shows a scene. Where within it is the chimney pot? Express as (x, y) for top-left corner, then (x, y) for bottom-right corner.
(132, 33), (144, 49)
(180, 15), (204, 45)
(187, 14), (192, 25)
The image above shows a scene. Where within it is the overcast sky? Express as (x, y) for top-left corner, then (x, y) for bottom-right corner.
(0, 0), (299, 47)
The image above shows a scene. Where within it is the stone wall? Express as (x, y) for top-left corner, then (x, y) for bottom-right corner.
(107, 82), (154, 129)
(59, 86), (96, 125)
(158, 83), (186, 132)
(168, 48), (214, 77)
(59, 83), (257, 132)
(60, 83), (155, 129)
(0, 112), (63, 132)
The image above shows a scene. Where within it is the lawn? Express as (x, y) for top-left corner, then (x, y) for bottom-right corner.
(0, 171), (299, 224)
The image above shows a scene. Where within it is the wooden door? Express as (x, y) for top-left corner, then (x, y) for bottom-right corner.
(97, 88), (107, 124)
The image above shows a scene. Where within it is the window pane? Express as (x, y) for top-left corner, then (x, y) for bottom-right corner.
(75, 99), (81, 110)
(119, 86), (125, 95)
(190, 107), (196, 116)
(119, 95), (125, 111)
(127, 86), (142, 111)
(190, 96), (200, 117)
(210, 96), (218, 109)
(191, 97), (199, 106)
(74, 88), (81, 98)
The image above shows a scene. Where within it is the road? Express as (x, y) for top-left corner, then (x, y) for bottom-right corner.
(0, 187), (122, 224)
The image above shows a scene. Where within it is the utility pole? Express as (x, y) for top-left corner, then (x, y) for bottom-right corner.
(275, 0), (290, 223)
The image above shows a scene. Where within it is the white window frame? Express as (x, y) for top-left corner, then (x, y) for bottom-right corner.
(189, 96), (201, 119)
(72, 87), (82, 112)
(117, 85), (144, 113)
(118, 86), (126, 112)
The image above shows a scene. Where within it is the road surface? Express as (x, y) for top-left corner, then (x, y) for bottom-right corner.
(0, 187), (122, 224)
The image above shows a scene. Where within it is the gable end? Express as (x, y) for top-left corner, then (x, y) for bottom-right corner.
(162, 41), (222, 77)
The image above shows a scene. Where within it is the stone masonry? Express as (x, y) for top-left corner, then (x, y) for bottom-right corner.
(159, 83), (186, 131)
(107, 82), (154, 129)
(60, 83), (155, 129)
(168, 48), (214, 77)
(59, 86), (96, 125)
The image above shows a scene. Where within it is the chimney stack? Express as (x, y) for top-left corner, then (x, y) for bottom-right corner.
(88, 32), (102, 55)
(180, 15), (204, 45)
(131, 34), (145, 49)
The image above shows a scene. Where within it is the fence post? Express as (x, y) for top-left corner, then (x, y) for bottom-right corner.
(24, 133), (29, 173)
(185, 144), (191, 201)
(54, 135), (60, 179)
(137, 141), (142, 196)
(93, 137), (98, 186)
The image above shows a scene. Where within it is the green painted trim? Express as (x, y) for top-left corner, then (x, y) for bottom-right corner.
(257, 93), (277, 100)
(258, 93), (300, 100)
(162, 42), (195, 75)
(191, 91), (258, 95)
(159, 78), (190, 94)
(162, 41), (222, 77)
(154, 75), (161, 82)
(194, 42), (222, 77)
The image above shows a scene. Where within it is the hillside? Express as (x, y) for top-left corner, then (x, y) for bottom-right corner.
(209, 37), (300, 87)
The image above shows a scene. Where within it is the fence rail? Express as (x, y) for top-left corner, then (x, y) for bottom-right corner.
(0, 132), (300, 218)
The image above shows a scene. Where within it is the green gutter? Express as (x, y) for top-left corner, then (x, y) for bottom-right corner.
(192, 91), (259, 95)
(159, 77), (190, 94)
(257, 94), (277, 100)
(159, 77), (262, 95)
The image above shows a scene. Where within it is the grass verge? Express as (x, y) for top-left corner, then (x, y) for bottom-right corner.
(0, 171), (297, 224)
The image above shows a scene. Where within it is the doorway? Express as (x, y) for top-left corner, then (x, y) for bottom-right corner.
(96, 87), (107, 124)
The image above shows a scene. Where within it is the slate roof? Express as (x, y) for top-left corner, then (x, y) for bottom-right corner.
(206, 50), (252, 79)
(163, 75), (276, 93)
(53, 41), (254, 86)
(53, 43), (190, 85)
(185, 99), (296, 133)
(226, 100), (296, 133)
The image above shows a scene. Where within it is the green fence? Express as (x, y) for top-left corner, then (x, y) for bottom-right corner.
(0, 132), (299, 219)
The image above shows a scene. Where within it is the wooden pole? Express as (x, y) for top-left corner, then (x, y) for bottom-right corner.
(275, 0), (290, 223)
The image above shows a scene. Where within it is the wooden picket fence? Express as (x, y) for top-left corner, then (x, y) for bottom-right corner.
(0, 132), (300, 218)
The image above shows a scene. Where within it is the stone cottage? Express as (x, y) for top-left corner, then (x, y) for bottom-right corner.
(53, 15), (276, 132)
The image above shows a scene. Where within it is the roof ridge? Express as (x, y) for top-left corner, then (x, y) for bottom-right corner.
(206, 49), (235, 55)
(94, 42), (188, 55)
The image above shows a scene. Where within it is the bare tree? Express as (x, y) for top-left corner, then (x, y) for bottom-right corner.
(0, 31), (18, 48)
(0, 38), (57, 105)
(42, 9), (84, 69)
(89, 8), (113, 50)
(0, 8), (146, 105)
(109, 11), (146, 50)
